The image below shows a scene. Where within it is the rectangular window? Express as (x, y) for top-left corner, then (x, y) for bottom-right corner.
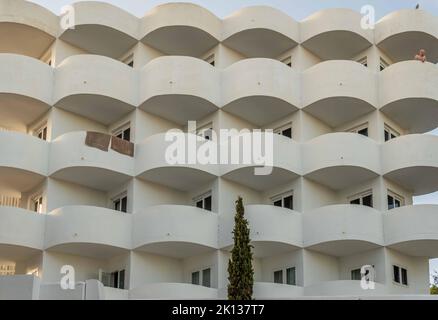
(393, 265), (408, 285)
(351, 268), (362, 280)
(271, 191), (294, 210)
(384, 124), (400, 142)
(348, 123), (368, 137)
(202, 268), (211, 287)
(123, 54), (134, 68)
(197, 123), (213, 141)
(349, 190), (373, 208)
(380, 57), (389, 71)
(281, 56), (292, 67)
(286, 267), (296, 285)
(387, 191), (404, 210)
(35, 124), (48, 141)
(113, 123), (131, 142)
(274, 123), (292, 139)
(32, 196), (43, 214)
(192, 271), (200, 285)
(205, 54), (215, 67)
(357, 57), (368, 67)
(274, 270), (283, 284)
(193, 192), (212, 211)
(113, 193), (128, 213)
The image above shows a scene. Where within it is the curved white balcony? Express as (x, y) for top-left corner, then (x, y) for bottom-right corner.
(253, 282), (303, 299)
(382, 134), (438, 196)
(45, 206), (131, 259)
(220, 205), (302, 258)
(384, 205), (438, 257)
(220, 133), (301, 191)
(141, 3), (221, 56)
(221, 58), (299, 126)
(136, 133), (219, 191)
(304, 205), (384, 256)
(0, 54), (52, 130)
(133, 205), (218, 258)
(139, 56), (219, 125)
(379, 61), (438, 133)
(302, 133), (380, 190)
(301, 9), (373, 60)
(222, 6), (299, 58)
(49, 131), (134, 191)
(58, 2), (138, 59)
(304, 280), (387, 296)
(0, 206), (45, 250)
(0, 0), (57, 58)
(0, 131), (48, 176)
(54, 55), (136, 125)
(376, 9), (438, 63)
(302, 61), (376, 127)
(130, 283), (218, 300)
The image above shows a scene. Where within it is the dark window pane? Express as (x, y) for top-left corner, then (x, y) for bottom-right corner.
(113, 271), (118, 289)
(119, 270), (125, 289)
(388, 195), (394, 210)
(196, 200), (203, 209)
(282, 128), (292, 139)
(114, 200), (120, 211)
(350, 198), (360, 205)
(286, 267), (296, 285)
(351, 269), (361, 280)
(362, 194), (373, 207)
(283, 195), (293, 210)
(358, 128), (368, 137)
(192, 271), (200, 285)
(401, 268), (408, 285)
(128, 60), (134, 67)
(391, 133), (396, 139)
(393, 265), (400, 283)
(204, 196), (212, 211)
(384, 130), (390, 142)
(274, 270), (283, 284)
(202, 268), (211, 287)
(273, 200), (282, 207)
(395, 199), (401, 208)
(124, 128), (131, 142)
(121, 196), (128, 213)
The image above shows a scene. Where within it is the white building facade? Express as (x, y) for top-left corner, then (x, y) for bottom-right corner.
(0, 0), (438, 299)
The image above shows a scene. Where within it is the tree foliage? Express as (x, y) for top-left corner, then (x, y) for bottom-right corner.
(227, 196), (254, 300)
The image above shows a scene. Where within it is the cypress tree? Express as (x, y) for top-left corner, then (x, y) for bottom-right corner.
(227, 196), (254, 300)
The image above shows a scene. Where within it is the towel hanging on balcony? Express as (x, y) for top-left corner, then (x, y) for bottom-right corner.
(111, 136), (134, 157)
(85, 131), (111, 151)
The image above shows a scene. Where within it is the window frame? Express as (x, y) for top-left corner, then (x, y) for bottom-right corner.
(387, 190), (404, 210)
(393, 265), (408, 286)
(380, 57), (389, 71)
(274, 122), (292, 139)
(348, 190), (373, 208)
(191, 267), (212, 287)
(197, 122), (213, 141)
(384, 124), (400, 142)
(31, 194), (43, 214)
(357, 56), (368, 67)
(281, 56), (292, 67)
(205, 54), (215, 67)
(123, 54), (134, 68)
(35, 122), (48, 141)
(271, 190), (294, 210)
(347, 122), (368, 137)
(112, 192), (128, 213)
(112, 122), (131, 142)
(193, 191), (212, 212)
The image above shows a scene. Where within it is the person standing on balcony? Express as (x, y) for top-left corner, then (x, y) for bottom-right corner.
(415, 49), (427, 62)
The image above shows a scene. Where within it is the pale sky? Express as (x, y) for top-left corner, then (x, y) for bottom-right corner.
(28, 0), (438, 283)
